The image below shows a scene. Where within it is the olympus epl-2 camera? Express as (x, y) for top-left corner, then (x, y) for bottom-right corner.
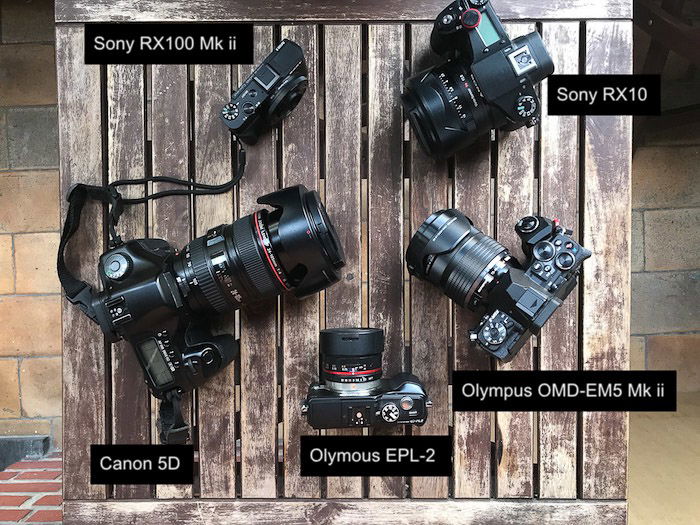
(222, 39), (308, 144)
(407, 211), (590, 362)
(302, 328), (431, 429)
(64, 185), (344, 399)
(402, 0), (555, 158)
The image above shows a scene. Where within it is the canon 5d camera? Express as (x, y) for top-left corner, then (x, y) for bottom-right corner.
(403, 0), (554, 158)
(222, 39), (308, 144)
(407, 211), (590, 362)
(302, 328), (431, 429)
(59, 184), (345, 443)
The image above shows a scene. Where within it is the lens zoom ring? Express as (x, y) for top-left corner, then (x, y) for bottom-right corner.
(189, 238), (229, 313)
(444, 234), (506, 305)
(232, 217), (279, 298)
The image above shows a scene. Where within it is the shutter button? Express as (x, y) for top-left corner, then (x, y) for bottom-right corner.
(461, 9), (482, 29)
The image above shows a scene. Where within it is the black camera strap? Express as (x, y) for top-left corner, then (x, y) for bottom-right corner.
(158, 390), (190, 445)
(58, 138), (247, 446)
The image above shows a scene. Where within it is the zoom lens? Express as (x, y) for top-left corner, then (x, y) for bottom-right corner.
(320, 328), (384, 395)
(406, 209), (509, 307)
(403, 60), (492, 159)
(174, 185), (345, 314)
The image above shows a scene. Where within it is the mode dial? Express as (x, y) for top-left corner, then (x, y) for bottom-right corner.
(381, 403), (400, 423)
(104, 253), (130, 281)
(482, 321), (507, 345)
(516, 95), (537, 119)
(222, 103), (239, 121)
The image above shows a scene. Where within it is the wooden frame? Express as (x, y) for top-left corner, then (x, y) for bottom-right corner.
(57, 0), (633, 522)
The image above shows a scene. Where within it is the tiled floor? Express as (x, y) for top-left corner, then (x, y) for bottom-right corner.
(0, 452), (62, 523)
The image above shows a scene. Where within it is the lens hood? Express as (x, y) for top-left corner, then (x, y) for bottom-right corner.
(257, 185), (345, 298)
(320, 328), (384, 358)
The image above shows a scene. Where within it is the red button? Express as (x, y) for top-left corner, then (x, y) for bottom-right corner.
(461, 8), (482, 29)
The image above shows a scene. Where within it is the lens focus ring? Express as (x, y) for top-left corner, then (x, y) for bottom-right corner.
(232, 216), (280, 298)
(188, 237), (229, 314)
(444, 233), (507, 306)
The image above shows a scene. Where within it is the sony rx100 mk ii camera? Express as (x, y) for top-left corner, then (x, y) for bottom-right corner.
(222, 39), (308, 144)
(403, 0), (555, 159)
(302, 328), (431, 429)
(407, 211), (591, 363)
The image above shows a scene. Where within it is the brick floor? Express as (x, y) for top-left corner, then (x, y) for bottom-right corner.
(0, 452), (62, 523)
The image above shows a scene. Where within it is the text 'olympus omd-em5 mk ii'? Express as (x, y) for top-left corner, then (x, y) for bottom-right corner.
(402, 0), (554, 158)
(59, 184), (345, 443)
(221, 39), (308, 144)
(407, 212), (590, 362)
(302, 328), (431, 429)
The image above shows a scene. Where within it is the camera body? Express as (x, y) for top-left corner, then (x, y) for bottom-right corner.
(303, 374), (431, 429)
(468, 216), (592, 361)
(403, 0), (554, 158)
(91, 238), (237, 398)
(221, 39), (308, 145)
(302, 328), (431, 429)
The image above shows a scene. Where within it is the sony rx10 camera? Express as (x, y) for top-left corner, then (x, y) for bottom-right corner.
(302, 328), (431, 429)
(402, 0), (555, 158)
(407, 211), (591, 362)
(222, 39), (308, 144)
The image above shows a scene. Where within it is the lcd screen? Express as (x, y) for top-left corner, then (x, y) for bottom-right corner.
(476, 13), (501, 47)
(137, 338), (173, 388)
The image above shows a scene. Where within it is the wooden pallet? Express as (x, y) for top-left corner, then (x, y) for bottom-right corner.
(56, 1), (632, 522)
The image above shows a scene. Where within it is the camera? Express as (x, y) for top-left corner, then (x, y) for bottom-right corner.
(402, 0), (554, 159)
(407, 211), (590, 362)
(70, 185), (344, 399)
(221, 39), (308, 145)
(302, 328), (431, 429)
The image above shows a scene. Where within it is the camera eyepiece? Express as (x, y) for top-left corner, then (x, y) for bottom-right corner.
(320, 328), (384, 394)
(174, 185), (345, 314)
(406, 209), (509, 307)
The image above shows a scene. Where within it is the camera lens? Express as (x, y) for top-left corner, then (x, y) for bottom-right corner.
(320, 328), (384, 394)
(407, 209), (509, 307)
(174, 185), (345, 314)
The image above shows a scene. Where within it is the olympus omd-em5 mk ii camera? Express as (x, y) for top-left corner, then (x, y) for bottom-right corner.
(402, 0), (554, 158)
(222, 39), (308, 145)
(407, 211), (590, 362)
(302, 328), (431, 429)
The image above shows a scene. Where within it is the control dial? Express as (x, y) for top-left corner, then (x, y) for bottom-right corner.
(222, 103), (239, 121)
(381, 403), (400, 423)
(516, 95), (537, 119)
(104, 254), (130, 281)
(517, 216), (539, 234)
(482, 321), (507, 345)
(533, 241), (556, 262)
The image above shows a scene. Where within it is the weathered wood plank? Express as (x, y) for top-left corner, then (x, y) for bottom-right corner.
(494, 20), (536, 501)
(56, 23), (107, 501)
(582, 20), (632, 500)
(192, 62), (237, 499)
(150, 63), (193, 499)
(367, 23), (406, 499)
(56, 0), (633, 22)
(453, 137), (493, 499)
(324, 23), (364, 499)
(64, 500), (628, 525)
(107, 63), (151, 500)
(238, 25), (279, 499)
(539, 21), (581, 500)
(280, 24), (322, 499)
(409, 23), (450, 500)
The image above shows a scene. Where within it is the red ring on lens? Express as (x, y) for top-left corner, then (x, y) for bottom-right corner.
(254, 211), (291, 291)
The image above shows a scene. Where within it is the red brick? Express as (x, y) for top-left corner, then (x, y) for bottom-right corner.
(0, 471), (16, 480)
(6, 460), (61, 470)
(0, 509), (30, 521)
(0, 495), (29, 506)
(27, 509), (63, 523)
(34, 494), (62, 506)
(0, 482), (61, 492)
(15, 471), (61, 480)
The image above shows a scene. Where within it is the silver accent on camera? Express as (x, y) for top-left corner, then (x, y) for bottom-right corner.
(508, 44), (538, 76)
